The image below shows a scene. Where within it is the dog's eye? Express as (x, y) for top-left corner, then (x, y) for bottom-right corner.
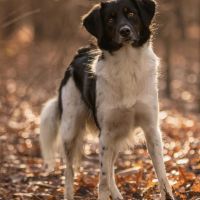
(127, 12), (135, 18)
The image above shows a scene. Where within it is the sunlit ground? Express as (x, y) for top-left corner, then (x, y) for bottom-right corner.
(0, 23), (200, 200)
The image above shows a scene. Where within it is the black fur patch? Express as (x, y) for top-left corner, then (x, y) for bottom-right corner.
(58, 45), (101, 128)
(134, 0), (156, 26)
(82, 0), (156, 52)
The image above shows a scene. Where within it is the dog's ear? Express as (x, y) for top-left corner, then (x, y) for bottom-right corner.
(135, 0), (156, 26)
(82, 5), (103, 39)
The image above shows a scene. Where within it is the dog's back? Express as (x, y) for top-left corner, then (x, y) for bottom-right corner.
(40, 45), (102, 170)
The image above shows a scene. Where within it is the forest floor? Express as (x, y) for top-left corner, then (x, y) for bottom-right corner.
(0, 40), (200, 200)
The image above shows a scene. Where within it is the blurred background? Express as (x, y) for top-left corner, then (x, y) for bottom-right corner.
(0, 0), (200, 199)
(0, 0), (199, 114)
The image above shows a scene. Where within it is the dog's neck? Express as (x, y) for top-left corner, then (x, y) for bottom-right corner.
(98, 41), (156, 68)
(102, 41), (151, 61)
(95, 41), (159, 80)
(95, 40), (159, 109)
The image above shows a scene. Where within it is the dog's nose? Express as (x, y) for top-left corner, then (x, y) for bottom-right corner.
(119, 26), (131, 37)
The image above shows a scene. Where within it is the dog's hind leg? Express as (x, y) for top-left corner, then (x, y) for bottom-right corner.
(60, 78), (88, 200)
(61, 125), (75, 200)
(61, 120), (85, 200)
(60, 121), (83, 200)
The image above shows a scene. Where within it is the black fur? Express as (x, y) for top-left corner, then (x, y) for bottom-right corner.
(58, 45), (101, 128)
(135, 0), (156, 26)
(82, 0), (156, 52)
(132, 0), (156, 47)
(83, 5), (103, 41)
(83, 0), (156, 52)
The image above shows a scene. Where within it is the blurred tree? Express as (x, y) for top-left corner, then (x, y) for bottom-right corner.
(174, 0), (185, 39)
(0, 0), (199, 111)
(0, 0), (19, 38)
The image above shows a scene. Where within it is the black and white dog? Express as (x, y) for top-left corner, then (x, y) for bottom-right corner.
(40, 0), (175, 199)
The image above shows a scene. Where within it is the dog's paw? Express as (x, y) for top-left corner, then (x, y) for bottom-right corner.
(98, 190), (110, 200)
(111, 191), (123, 200)
(160, 182), (175, 200)
(64, 192), (74, 200)
(64, 197), (74, 200)
(161, 191), (175, 200)
(161, 196), (175, 200)
(110, 185), (123, 200)
(64, 198), (74, 200)
(163, 195), (175, 200)
(113, 198), (123, 200)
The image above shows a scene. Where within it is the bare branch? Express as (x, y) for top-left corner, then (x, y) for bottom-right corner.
(1, 8), (41, 28)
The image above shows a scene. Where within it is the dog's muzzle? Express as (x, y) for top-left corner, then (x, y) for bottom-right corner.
(119, 25), (139, 43)
(119, 25), (131, 38)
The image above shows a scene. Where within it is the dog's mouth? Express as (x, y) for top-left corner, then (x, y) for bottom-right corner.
(121, 35), (139, 45)
(123, 37), (132, 42)
(119, 30), (140, 45)
(113, 28), (140, 47)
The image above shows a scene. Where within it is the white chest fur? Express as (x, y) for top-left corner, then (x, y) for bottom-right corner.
(95, 43), (159, 111)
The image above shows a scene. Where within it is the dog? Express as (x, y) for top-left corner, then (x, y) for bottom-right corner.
(40, 0), (175, 199)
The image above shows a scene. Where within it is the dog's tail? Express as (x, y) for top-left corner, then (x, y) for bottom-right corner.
(40, 97), (60, 171)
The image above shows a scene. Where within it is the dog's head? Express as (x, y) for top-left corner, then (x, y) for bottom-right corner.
(82, 0), (156, 51)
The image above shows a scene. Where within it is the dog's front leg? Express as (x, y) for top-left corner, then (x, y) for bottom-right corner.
(98, 132), (123, 200)
(141, 112), (175, 200)
(144, 127), (174, 200)
(110, 151), (123, 200)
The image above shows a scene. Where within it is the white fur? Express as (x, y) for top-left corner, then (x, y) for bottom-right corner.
(40, 97), (60, 171)
(95, 43), (174, 200)
(40, 43), (174, 200)
(60, 78), (89, 200)
(96, 43), (159, 109)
